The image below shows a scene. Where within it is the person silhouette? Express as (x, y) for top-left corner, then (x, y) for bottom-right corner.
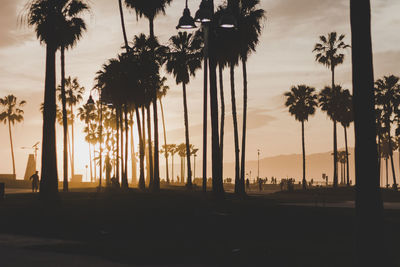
(29, 171), (39, 192)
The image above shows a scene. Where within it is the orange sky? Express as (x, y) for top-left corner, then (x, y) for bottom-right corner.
(0, 0), (399, 180)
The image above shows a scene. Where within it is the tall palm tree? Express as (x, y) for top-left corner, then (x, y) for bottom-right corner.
(25, 0), (65, 199)
(78, 103), (97, 181)
(157, 77), (170, 183)
(375, 75), (399, 190)
(0, 95), (26, 177)
(236, 0), (266, 194)
(169, 144), (177, 182)
(318, 85), (343, 187)
(350, 1), (385, 264)
(190, 146), (199, 179)
(313, 31), (350, 188)
(166, 31), (202, 189)
(57, 0), (89, 192)
(337, 89), (353, 186)
(284, 85), (318, 190)
(125, 0), (172, 192)
(177, 143), (187, 184)
(64, 76), (85, 181)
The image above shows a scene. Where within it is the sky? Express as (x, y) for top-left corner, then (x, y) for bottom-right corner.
(0, 0), (399, 180)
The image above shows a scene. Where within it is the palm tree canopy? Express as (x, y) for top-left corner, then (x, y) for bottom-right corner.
(124, 0), (172, 20)
(63, 77), (85, 107)
(0, 95), (26, 125)
(24, 0), (89, 48)
(284, 85), (318, 122)
(375, 75), (400, 124)
(318, 85), (344, 122)
(337, 89), (354, 128)
(77, 103), (97, 125)
(166, 31), (202, 85)
(313, 32), (350, 70)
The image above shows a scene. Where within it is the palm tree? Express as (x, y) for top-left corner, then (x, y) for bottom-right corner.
(177, 143), (187, 184)
(284, 85), (318, 190)
(64, 76), (85, 181)
(78, 103), (97, 181)
(318, 85), (343, 187)
(375, 75), (400, 190)
(157, 77), (170, 183)
(0, 95), (26, 177)
(25, 0), (63, 199)
(190, 146), (199, 179)
(337, 89), (353, 186)
(350, 1), (384, 264)
(57, 0), (89, 192)
(169, 144), (177, 182)
(235, 0), (266, 195)
(125, 0), (172, 192)
(313, 32), (350, 188)
(166, 31), (202, 189)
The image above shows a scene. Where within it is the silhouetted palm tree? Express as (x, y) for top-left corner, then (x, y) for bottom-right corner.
(166, 31), (202, 189)
(318, 85), (343, 187)
(350, 1), (385, 264)
(177, 143), (187, 183)
(285, 85), (318, 190)
(236, 0), (266, 194)
(25, 0), (64, 199)
(375, 75), (399, 190)
(56, 0), (89, 192)
(64, 76), (85, 181)
(78, 103), (97, 181)
(169, 144), (177, 182)
(313, 32), (350, 188)
(337, 89), (353, 186)
(125, 0), (172, 191)
(157, 77), (170, 183)
(0, 95), (26, 177)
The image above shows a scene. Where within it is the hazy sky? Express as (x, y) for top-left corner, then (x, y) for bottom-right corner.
(0, 0), (399, 179)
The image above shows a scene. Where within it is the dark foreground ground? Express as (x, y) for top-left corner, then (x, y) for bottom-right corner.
(0, 187), (400, 267)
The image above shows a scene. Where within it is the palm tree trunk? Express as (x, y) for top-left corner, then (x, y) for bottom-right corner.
(344, 126), (350, 186)
(120, 108), (125, 184)
(387, 126), (397, 189)
(208, 26), (223, 196)
(172, 153), (175, 183)
(142, 106), (149, 185)
(240, 59), (249, 194)
(89, 142), (93, 182)
(230, 62), (240, 194)
(350, 0), (385, 264)
(160, 99), (169, 183)
(386, 157), (388, 188)
(7, 120), (15, 177)
(122, 105), (129, 188)
(146, 104), (154, 188)
(219, 65), (225, 184)
(118, 0), (129, 50)
(130, 112), (137, 185)
(182, 83), (192, 188)
(332, 66), (338, 188)
(70, 103), (75, 181)
(135, 107), (145, 190)
(202, 24), (209, 193)
(333, 120), (338, 187)
(116, 108), (120, 183)
(40, 44), (59, 200)
(301, 120), (306, 190)
(152, 93), (160, 191)
(60, 47), (68, 192)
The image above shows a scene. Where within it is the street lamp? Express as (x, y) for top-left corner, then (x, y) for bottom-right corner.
(177, 0), (197, 30)
(219, 8), (237, 29)
(257, 149), (260, 179)
(194, 0), (212, 23)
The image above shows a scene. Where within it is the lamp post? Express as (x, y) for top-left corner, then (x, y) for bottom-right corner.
(257, 149), (260, 180)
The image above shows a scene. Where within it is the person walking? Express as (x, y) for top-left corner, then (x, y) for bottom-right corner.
(29, 171), (39, 192)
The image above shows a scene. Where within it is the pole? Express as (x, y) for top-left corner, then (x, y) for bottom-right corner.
(257, 149), (260, 179)
(99, 101), (103, 189)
